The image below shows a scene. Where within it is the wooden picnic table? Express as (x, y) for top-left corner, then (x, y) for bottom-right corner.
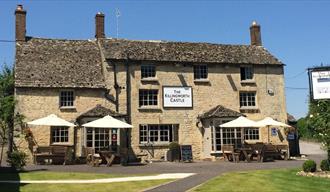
(235, 147), (253, 162)
(99, 150), (116, 166)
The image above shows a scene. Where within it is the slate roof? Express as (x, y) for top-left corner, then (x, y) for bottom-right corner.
(15, 37), (283, 88)
(287, 113), (297, 123)
(76, 104), (125, 122)
(199, 105), (244, 119)
(100, 38), (283, 65)
(15, 38), (105, 88)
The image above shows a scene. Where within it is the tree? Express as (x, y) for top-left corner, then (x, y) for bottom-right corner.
(0, 64), (15, 165)
(308, 100), (330, 160)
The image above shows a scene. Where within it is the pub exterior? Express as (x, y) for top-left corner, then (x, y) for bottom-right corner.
(13, 5), (288, 163)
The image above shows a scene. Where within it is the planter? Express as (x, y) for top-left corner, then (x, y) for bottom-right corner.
(166, 149), (180, 162)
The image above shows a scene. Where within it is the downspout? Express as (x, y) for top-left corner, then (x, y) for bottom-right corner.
(113, 62), (119, 112)
(125, 53), (131, 164)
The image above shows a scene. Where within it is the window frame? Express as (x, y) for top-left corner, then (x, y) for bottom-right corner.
(139, 124), (178, 145)
(59, 90), (75, 108)
(240, 66), (254, 82)
(51, 126), (69, 144)
(193, 64), (208, 80)
(139, 89), (159, 107)
(239, 92), (257, 108)
(141, 64), (156, 79)
(244, 128), (260, 141)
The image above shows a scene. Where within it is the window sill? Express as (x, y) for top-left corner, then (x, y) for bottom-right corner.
(60, 106), (76, 110)
(141, 78), (159, 83)
(138, 106), (162, 112)
(240, 107), (259, 113)
(50, 143), (73, 146)
(139, 143), (170, 147)
(194, 79), (210, 84)
(241, 80), (256, 84)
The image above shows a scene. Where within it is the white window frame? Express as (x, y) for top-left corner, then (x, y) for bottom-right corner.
(51, 126), (69, 144)
(139, 124), (177, 144)
(240, 66), (254, 81)
(193, 64), (208, 80)
(59, 90), (75, 108)
(141, 64), (156, 79)
(239, 92), (257, 108)
(139, 89), (159, 107)
(85, 127), (119, 152)
(244, 128), (260, 140)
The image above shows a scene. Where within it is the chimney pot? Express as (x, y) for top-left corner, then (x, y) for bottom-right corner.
(95, 12), (105, 39)
(250, 21), (262, 46)
(15, 4), (26, 42)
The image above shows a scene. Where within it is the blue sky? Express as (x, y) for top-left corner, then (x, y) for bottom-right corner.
(2, 0), (330, 119)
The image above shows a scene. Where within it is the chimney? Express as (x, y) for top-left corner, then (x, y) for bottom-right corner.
(15, 4), (26, 42)
(250, 21), (262, 46)
(95, 12), (105, 39)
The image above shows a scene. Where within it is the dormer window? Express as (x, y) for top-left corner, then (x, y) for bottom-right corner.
(240, 66), (254, 81)
(141, 65), (156, 79)
(194, 65), (208, 80)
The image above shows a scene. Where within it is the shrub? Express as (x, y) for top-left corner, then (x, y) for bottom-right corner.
(303, 160), (317, 172)
(320, 159), (330, 171)
(169, 142), (180, 151)
(7, 150), (27, 170)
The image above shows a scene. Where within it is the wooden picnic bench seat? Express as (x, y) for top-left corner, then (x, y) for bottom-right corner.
(260, 144), (288, 162)
(222, 144), (240, 163)
(34, 146), (69, 165)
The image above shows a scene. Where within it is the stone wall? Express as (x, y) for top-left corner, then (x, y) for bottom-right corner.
(14, 88), (116, 163)
(107, 61), (287, 160)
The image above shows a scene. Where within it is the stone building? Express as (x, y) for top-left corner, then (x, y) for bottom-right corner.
(14, 5), (287, 163)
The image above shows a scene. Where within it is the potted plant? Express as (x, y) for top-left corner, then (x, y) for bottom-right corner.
(167, 142), (180, 162)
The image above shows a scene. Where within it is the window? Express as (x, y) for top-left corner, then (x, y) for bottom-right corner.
(139, 124), (178, 144)
(240, 66), (254, 81)
(139, 90), (158, 107)
(193, 65), (208, 80)
(141, 65), (156, 79)
(51, 126), (69, 143)
(86, 128), (119, 152)
(244, 128), (260, 140)
(239, 92), (256, 107)
(60, 90), (74, 107)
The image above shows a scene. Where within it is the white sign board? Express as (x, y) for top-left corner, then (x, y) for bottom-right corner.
(311, 71), (330, 99)
(163, 87), (193, 107)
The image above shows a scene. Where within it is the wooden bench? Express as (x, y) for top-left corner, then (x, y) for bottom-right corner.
(222, 144), (240, 163)
(260, 144), (283, 162)
(34, 146), (69, 165)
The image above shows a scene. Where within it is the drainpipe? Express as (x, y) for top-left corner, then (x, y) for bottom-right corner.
(125, 54), (131, 165)
(113, 62), (119, 112)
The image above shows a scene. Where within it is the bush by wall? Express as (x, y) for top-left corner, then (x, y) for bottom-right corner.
(7, 150), (27, 170)
(320, 159), (330, 171)
(303, 160), (317, 172)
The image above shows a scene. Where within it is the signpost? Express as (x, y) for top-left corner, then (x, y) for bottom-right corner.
(163, 86), (193, 108)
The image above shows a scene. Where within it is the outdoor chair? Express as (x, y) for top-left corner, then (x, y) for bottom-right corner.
(85, 147), (102, 167)
(222, 144), (240, 163)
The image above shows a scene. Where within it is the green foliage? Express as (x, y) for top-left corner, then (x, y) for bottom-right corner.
(320, 159), (330, 171)
(297, 117), (316, 139)
(303, 160), (317, 172)
(169, 142), (180, 151)
(308, 100), (330, 158)
(7, 150), (27, 170)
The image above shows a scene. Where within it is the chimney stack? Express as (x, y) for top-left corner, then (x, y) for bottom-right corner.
(250, 21), (262, 46)
(95, 12), (105, 39)
(15, 4), (26, 42)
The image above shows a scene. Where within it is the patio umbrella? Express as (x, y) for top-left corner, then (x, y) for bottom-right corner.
(220, 116), (259, 128)
(82, 115), (133, 128)
(28, 114), (75, 127)
(256, 117), (290, 143)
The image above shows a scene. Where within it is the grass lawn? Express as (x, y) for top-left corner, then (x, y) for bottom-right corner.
(192, 169), (330, 192)
(0, 171), (149, 180)
(0, 171), (173, 192)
